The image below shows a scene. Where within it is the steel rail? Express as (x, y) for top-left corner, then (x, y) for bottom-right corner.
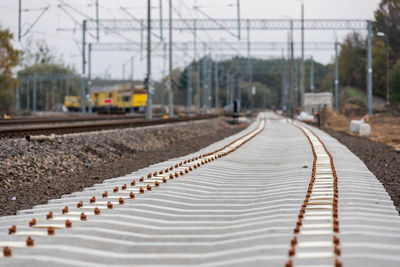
(286, 122), (341, 267)
(0, 115), (217, 139)
(0, 114), (145, 126)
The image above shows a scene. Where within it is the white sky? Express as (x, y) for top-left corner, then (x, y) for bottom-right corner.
(0, 0), (380, 80)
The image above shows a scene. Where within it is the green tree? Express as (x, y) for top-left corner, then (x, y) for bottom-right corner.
(389, 60), (400, 103)
(372, 38), (388, 99)
(0, 26), (21, 113)
(176, 56), (330, 109)
(373, 0), (400, 60)
(338, 32), (367, 91)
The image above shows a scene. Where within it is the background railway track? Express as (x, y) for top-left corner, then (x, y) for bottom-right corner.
(0, 115), (217, 139)
(0, 114), (145, 126)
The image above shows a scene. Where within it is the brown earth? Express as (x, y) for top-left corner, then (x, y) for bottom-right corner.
(0, 118), (248, 216)
(324, 104), (400, 151)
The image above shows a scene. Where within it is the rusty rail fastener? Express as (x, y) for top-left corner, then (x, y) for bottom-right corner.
(26, 236), (34, 247)
(29, 218), (37, 227)
(8, 225), (16, 235)
(3, 247), (12, 257)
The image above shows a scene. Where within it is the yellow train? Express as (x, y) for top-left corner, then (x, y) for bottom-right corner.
(64, 84), (147, 113)
(64, 96), (82, 111)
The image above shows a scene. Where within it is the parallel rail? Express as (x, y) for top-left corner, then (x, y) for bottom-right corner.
(0, 114), (145, 126)
(0, 115), (217, 139)
(286, 122), (341, 267)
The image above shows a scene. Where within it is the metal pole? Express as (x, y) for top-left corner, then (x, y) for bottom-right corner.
(63, 76), (66, 108)
(146, 0), (153, 119)
(281, 51), (285, 109)
(238, 76), (241, 112)
(226, 71), (230, 107)
(247, 19), (253, 109)
(230, 73), (234, 107)
(26, 77), (30, 110)
(310, 56), (314, 93)
(51, 79), (54, 111)
(334, 42), (339, 111)
(294, 59), (298, 108)
(130, 56), (134, 113)
(96, 0), (99, 41)
(284, 63), (288, 110)
(289, 20), (294, 118)
(159, 0), (163, 40)
(168, 0), (173, 117)
(40, 76), (43, 110)
(81, 20), (87, 114)
(202, 45), (207, 113)
(66, 76), (69, 97)
(88, 43), (92, 114)
(33, 73), (37, 112)
(18, 0), (21, 41)
(16, 83), (20, 111)
(161, 43), (166, 111)
(140, 27), (144, 60)
(215, 60), (219, 109)
(187, 64), (192, 115)
(367, 20), (373, 115)
(300, 2), (305, 110)
(207, 54), (211, 113)
(122, 63), (126, 113)
(385, 35), (390, 105)
(44, 77), (48, 111)
(237, 0), (240, 40)
(263, 86), (266, 109)
(194, 19), (200, 114)
(196, 62), (200, 114)
(56, 75), (63, 111)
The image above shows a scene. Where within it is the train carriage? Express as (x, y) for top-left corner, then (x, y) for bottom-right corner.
(64, 83), (147, 113)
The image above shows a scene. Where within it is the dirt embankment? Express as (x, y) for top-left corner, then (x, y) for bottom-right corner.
(0, 118), (248, 216)
(324, 105), (400, 151)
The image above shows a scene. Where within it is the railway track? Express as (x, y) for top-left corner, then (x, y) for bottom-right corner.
(0, 112), (399, 266)
(0, 114), (145, 126)
(286, 122), (341, 267)
(0, 114), (216, 139)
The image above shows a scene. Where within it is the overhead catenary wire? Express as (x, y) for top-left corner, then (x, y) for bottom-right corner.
(57, 0), (134, 42)
(57, 4), (97, 39)
(120, 7), (162, 40)
(193, 6), (238, 39)
(21, 4), (51, 38)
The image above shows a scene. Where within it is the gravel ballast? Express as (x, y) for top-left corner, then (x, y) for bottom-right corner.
(0, 118), (248, 216)
(323, 127), (400, 214)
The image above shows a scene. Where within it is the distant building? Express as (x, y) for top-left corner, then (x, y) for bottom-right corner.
(304, 92), (333, 114)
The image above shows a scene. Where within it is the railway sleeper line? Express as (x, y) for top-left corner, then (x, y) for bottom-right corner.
(286, 122), (341, 267)
(0, 115), (266, 259)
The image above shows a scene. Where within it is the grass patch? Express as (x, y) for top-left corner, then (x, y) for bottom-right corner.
(342, 87), (367, 106)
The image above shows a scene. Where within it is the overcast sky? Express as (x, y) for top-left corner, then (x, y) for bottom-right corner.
(0, 0), (380, 80)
